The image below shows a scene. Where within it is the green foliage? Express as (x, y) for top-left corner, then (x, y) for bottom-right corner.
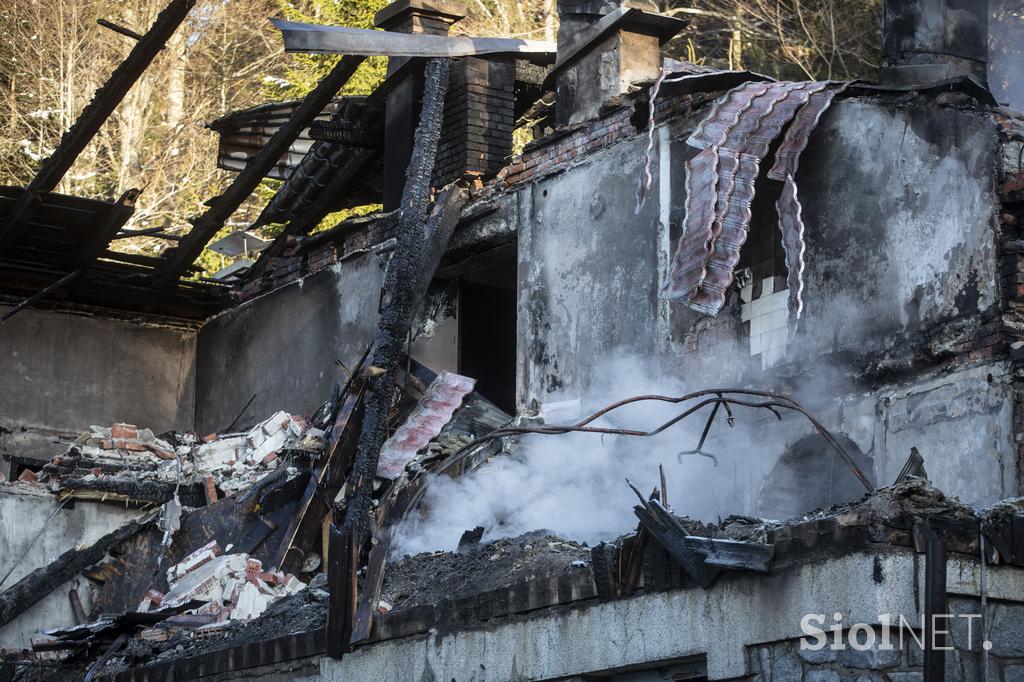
(268, 0), (390, 99)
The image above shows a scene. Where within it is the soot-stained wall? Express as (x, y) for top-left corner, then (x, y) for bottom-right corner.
(510, 95), (1009, 506)
(0, 307), (197, 470)
(516, 133), (664, 419)
(795, 99), (999, 356)
(194, 256), (384, 434)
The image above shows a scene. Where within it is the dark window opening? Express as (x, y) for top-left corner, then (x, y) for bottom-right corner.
(457, 251), (517, 414)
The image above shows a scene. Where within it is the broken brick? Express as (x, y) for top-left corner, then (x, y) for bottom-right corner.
(110, 423), (138, 440)
(17, 469), (38, 483)
(204, 476), (218, 505)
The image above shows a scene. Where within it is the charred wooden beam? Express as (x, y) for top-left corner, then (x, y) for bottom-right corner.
(97, 18), (146, 42)
(246, 147), (376, 282)
(0, 0), (195, 246)
(339, 57), (454, 538)
(0, 517), (150, 628)
(76, 189), (140, 270)
(60, 477), (207, 507)
(0, 269), (82, 324)
(156, 55), (366, 282)
(275, 387), (365, 574)
(326, 524), (357, 658)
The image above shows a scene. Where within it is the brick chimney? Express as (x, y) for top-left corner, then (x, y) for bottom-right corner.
(433, 57), (517, 187)
(549, 0), (683, 126)
(881, 0), (988, 86)
(375, 0), (466, 209)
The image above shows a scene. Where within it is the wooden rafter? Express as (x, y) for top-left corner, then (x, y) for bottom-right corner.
(0, 0), (196, 247)
(156, 54), (367, 282)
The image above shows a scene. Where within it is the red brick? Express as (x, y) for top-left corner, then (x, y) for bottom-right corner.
(204, 475), (218, 504)
(110, 423), (138, 440)
(1001, 172), (1024, 194)
(17, 469), (38, 482)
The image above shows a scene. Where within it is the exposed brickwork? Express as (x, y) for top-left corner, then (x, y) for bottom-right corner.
(433, 58), (516, 187)
(498, 86), (693, 188)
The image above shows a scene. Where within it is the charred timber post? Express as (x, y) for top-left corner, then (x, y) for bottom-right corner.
(0, 0), (196, 247)
(339, 57), (453, 539)
(0, 516), (150, 628)
(156, 54), (366, 282)
(326, 524), (357, 658)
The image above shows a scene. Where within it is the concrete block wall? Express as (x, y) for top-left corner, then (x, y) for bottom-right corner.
(194, 256), (384, 434)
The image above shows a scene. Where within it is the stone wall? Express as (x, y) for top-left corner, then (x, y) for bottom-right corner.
(748, 594), (1024, 681)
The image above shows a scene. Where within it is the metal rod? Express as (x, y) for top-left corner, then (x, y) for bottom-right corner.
(394, 388), (874, 533)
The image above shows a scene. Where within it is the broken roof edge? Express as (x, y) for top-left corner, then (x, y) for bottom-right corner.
(270, 19), (556, 65)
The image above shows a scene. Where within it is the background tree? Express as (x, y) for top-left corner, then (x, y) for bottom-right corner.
(660, 0), (881, 80)
(0, 0), (881, 276)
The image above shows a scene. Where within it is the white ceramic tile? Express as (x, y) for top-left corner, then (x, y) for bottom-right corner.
(749, 333), (763, 355)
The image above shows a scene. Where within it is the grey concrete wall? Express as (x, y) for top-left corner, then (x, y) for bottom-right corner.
(795, 99), (999, 355)
(516, 134), (664, 418)
(510, 96), (1010, 510)
(0, 307), (197, 469)
(194, 257), (385, 434)
(0, 485), (142, 649)
(319, 551), (1024, 681)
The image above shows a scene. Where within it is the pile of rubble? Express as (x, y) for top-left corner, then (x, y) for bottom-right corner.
(29, 410), (326, 505)
(145, 540), (306, 631)
(382, 530), (591, 612)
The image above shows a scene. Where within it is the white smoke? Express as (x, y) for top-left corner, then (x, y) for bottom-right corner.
(392, 354), (788, 557)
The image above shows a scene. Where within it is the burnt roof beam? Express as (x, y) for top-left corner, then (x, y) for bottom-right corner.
(245, 147), (376, 282)
(0, 0), (196, 247)
(156, 54), (367, 282)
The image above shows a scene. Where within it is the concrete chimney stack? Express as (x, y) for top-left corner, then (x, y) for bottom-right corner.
(549, 0), (682, 126)
(881, 0), (989, 86)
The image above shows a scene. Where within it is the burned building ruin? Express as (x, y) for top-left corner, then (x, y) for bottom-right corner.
(3, 0), (1024, 680)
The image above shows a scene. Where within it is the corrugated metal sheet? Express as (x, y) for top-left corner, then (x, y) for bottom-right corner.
(777, 174), (806, 327)
(252, 97), (381, 226)
(376, 371), (476, 480)
(667, 80), (846, 319)
(687, 81), (775, 149)
(691, 83), (829, 314)
(208, 99), (353, 181)
(767, 84), (848, 182)
(665, 146), (719, 306)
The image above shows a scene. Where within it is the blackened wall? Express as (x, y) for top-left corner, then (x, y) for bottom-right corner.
(194, 256), (384, 434)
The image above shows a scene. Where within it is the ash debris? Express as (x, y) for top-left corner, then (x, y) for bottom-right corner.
(382, 530), (592, 611)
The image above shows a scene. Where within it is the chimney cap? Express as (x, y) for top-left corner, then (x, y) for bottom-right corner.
(374, 0), (467, 31)
(544, 7), (684, 88)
